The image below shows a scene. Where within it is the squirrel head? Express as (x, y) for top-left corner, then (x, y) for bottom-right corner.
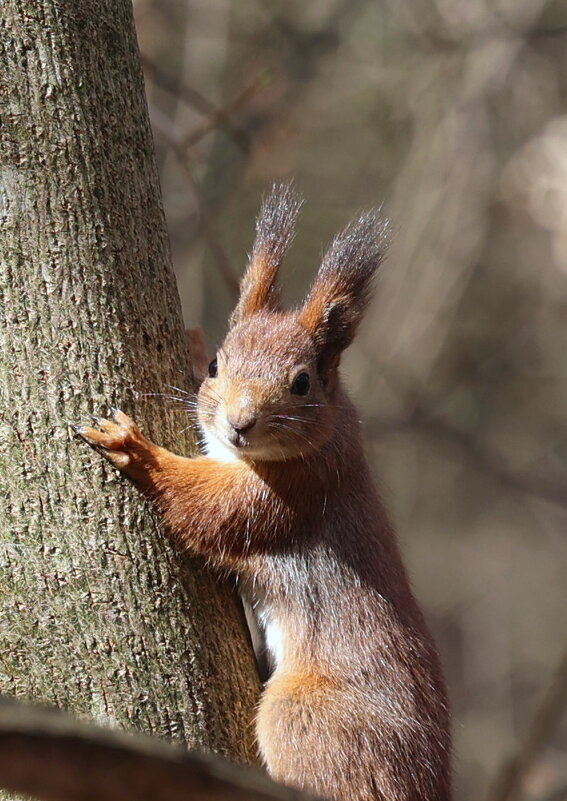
(197, 184), (391, 462)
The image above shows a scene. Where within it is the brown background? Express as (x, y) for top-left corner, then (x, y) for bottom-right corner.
(133, 2), (567, 799)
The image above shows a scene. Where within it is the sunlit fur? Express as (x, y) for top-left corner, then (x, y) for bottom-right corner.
(198, 312), (337, 463)
(230, 183), (303, 327)
(80, 185), (451, 801)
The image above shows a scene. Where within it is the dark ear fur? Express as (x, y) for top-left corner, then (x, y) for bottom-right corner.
(230, 183), (303, 326)
(298, 210), (391, 374)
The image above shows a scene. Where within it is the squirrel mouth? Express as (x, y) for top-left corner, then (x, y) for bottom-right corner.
(228, 431), (249, 449)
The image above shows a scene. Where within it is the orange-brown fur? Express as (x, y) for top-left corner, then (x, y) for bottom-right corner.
(79, 185), (451, 801)
(186, 327), (209, 384)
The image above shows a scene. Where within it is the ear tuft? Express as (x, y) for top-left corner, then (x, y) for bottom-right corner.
(298, 210), (392, 372)
(230, 183), (303, 326)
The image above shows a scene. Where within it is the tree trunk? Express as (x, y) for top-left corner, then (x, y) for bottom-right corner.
(0, 0), (261, 788)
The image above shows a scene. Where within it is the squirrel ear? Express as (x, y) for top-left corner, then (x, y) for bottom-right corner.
(298, 210), (391, 374)
(230, 183), (303, 327)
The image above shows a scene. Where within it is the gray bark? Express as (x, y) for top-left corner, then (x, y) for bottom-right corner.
(0, 0), (261, 789)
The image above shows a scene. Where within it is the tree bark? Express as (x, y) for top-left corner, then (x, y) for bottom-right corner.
(0, 0), (261, 789)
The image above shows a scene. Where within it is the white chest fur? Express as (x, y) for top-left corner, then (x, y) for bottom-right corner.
(203, 432), (285, 668)
(241, 584), (285, 671)
(202, 430), (239, 462)
(256, 600), (284, 668)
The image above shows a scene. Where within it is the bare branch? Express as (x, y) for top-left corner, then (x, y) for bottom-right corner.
(536, 784), (567, 801)
(148, 105), (240, 298)
(0, 696), (321, 801)
(141, 54), (256, 153)
(192, 0), (372, 227)
(181, 70), (272, 150)
(485, 645), (567, 801)
(362, 359), (567, 510)
(141, 53), (217, 117)
(369, 408), (567, 510)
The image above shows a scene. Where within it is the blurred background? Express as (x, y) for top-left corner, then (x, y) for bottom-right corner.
(132, 1), (567, 799)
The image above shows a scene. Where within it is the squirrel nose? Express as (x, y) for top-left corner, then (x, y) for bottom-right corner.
(227, 414), (256, 434)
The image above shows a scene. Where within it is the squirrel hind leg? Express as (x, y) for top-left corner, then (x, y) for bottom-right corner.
(256, 671), (449, 801)
(257, 672), (378, 801)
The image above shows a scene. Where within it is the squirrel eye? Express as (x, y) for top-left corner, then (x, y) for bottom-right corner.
(208, 357), (218, 378)
(291, 372), (310, 396)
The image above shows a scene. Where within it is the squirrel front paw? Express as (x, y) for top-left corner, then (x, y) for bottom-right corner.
(75, 409), (158, 489)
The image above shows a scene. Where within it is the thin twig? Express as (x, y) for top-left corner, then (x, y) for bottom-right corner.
(536, 785), (567, 801)
(360, 355), (567, 510)
(148, 105), (240, 298)
(141, 53), (217, 116)
(256, 0), (358, 53)
(368, 409), (567, 510)
(192, 0), (371, 232)
(485, 645), (567, 801)
(181, 69), (272, 150)
(141, 54), (256, 153)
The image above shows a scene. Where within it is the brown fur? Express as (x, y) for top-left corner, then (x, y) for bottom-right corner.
(79, 186), (451, 801)
(186, 327), (209, 386)
(230, 184), (302, 327)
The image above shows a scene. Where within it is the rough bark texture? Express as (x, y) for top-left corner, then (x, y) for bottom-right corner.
(0, 0), (261, 788)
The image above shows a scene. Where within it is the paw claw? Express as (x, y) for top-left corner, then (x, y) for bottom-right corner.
(75, 424), (105, 445)
(74, 408), (150, 482)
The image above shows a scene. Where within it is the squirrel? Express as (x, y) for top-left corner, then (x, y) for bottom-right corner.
(77, 184), (451, 801)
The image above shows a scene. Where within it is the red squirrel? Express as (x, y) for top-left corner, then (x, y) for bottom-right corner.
(78, 185), (451, 801)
